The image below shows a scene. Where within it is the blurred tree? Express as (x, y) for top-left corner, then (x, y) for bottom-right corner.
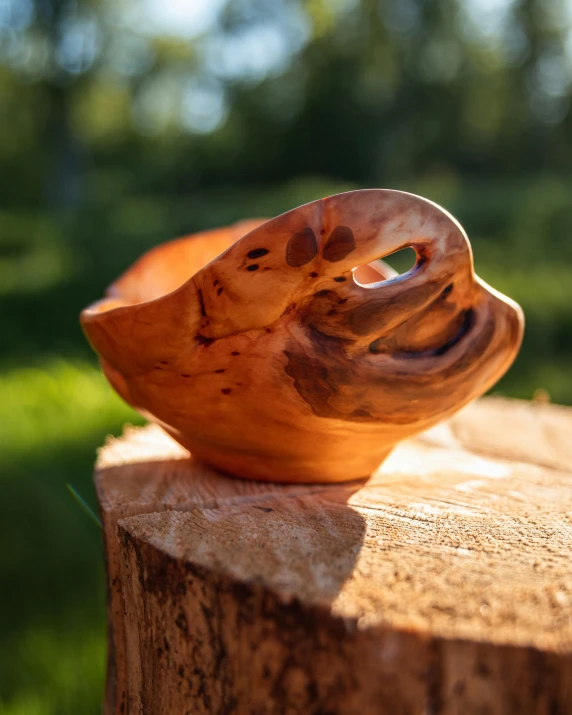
(1, 0), (571, 205)
(1, 5), (572, 712)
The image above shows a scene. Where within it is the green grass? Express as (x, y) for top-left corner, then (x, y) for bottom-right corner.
(0, 359), (141, 460)
(0, 624), (105, 715)
(0, 359), (142, 714)
(1, 174), (571, 712)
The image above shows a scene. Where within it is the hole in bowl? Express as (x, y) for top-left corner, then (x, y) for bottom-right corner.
(353, 247), (417, 286)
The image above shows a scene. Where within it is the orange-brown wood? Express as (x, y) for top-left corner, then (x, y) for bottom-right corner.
(81, 190), (523, 482)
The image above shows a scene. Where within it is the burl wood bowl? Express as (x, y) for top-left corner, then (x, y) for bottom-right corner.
(81, 190), (523, 483)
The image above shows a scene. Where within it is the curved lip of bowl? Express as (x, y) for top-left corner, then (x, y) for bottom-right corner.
(80, 188), (462, 325)
(81, 282), (192, 320)
(80, 189), (523, 358)
(80, 218), (267, 324)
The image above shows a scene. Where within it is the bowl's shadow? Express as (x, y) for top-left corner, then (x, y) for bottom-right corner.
(95, 423), (368, 714)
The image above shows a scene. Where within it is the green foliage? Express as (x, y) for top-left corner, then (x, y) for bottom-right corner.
(2, 179), (572, 715)
(0, 359), (142, 714)
(1, 0), (571, 710)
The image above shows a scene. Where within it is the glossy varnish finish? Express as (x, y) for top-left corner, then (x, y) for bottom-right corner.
(81, 190), (524, 482)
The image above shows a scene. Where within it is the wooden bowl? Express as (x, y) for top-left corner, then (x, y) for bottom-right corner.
(81, 190), (524, 483)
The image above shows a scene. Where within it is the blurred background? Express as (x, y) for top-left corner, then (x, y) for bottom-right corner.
(1, 0), (571, 711)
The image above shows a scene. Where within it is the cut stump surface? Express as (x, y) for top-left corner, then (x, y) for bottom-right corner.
(95, 396), (572, 715)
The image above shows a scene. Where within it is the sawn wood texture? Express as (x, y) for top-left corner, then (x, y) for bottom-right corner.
(95, 396), (572, 715)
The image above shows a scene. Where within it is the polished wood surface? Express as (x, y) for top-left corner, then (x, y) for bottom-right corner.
(81, 190), (524, 482)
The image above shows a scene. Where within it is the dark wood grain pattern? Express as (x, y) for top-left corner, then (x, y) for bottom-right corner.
(81, 190), (524, 482)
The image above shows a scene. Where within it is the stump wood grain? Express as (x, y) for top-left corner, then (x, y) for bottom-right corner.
(95, 396), (572, 715)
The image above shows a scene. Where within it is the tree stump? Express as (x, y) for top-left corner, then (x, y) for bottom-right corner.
(95, 396), (572, 715)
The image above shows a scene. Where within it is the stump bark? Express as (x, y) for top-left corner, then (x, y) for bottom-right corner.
(95, 396), (572, 715)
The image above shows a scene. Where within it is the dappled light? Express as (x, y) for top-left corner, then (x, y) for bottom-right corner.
(1, 0), (572, 711)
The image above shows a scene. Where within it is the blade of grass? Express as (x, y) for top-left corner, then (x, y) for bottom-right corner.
(66, 484), (102, 529)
